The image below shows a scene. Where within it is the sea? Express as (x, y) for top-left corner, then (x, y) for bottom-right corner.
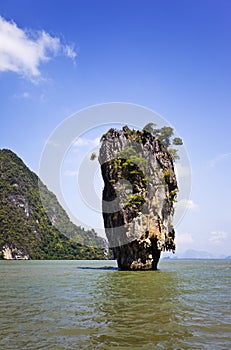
(0, 259), (230, 350)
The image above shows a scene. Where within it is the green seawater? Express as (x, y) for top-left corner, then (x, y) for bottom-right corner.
(0, 259), (230, 349)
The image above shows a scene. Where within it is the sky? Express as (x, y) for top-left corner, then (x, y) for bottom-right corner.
(0, 0), (231, 257)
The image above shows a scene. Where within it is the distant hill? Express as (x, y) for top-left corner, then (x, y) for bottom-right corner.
(0, 149), (106, 260)
(162, 249), (231, 259)
(176, 250), (231, 259)
(181, 249), (215, 259)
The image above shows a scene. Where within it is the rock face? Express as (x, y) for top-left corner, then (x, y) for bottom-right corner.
(2, 245), (30, 260)
(99, 126), (177, 270)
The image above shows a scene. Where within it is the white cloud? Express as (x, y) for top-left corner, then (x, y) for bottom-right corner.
(175, 199), (199, 212)
(21, 91), (30, 98)
(64, 170), (78, 177)
(46, 140), (60, 147)
(13, 91), (30, 99)
(175, 163), (191, 178)
(73, 137), (100, 148)
(208, 152), (231, 168)
(176, 233), (194, 244)
(64, 44), (77, 60)
(209, 231), (228, 244)
(0, 16), (77, 81)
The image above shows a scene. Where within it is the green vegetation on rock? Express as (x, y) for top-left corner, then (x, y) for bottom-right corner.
(143, 122), (183, 159)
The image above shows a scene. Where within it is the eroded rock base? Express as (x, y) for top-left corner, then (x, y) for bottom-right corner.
(113, 239), (161, 270)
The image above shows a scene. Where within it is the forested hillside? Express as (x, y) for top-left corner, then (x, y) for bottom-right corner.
(0, 149), (106, 259)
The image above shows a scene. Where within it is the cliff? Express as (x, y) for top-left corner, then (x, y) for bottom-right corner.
(0, 149), (106, 260)
(99, 126), (178, 270)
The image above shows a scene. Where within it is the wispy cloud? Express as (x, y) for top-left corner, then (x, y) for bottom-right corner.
(176, 233), (194, 244)
(64, 44), (77, 60)
(175, 163), (191, 178)
(0, 16), (77, 81)
(13, 91), (30, 99)
(175, 199), (199, 212)
(46, 140), (60, 147)
(209, 231), (228, 244)
(21, 91), (30, 98)
(64, 170), (78, 177)
(73, 137), (100, 148)
(208, 152), (231, 168)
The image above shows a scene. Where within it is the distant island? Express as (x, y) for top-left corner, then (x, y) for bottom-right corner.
(162, 249), (231, 260)
(0, 149), (106, 260)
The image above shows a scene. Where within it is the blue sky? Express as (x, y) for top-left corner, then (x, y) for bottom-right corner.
(0, 0), (231, 256)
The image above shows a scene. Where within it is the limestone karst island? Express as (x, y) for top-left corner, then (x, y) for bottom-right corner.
(99, 124), (181, 270)
(0, 124), (181, 269)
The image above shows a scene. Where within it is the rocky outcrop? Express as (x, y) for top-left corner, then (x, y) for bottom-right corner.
(99, 126), (177, 270)
(2, 245), (30, 260)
